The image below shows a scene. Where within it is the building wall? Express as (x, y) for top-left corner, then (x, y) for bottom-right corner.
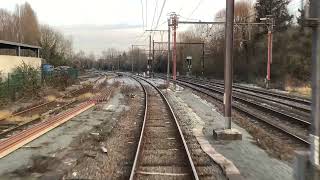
(0, 55), (41, 75)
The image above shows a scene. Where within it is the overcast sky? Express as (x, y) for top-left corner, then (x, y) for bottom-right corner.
(2, 0), (301, 55)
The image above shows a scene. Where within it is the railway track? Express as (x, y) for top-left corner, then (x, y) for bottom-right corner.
(0, 76), (105, 139)
(0, 88), (112, 158)
(155, 75), (310, 146)
(130, 76), (199, 180)
(179, 76), (311, 113)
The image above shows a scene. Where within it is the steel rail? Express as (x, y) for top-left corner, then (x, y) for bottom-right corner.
(0, 89), (111, 158)
(0, 100), (77, 139)
(0, 81), (95, 122)
(180, 76), (311, 112)
(129, 76), (148, 180)
(204, 78), (311, 106)
(159, 77), (310, 146)
(129, 75), (199, 180)
(176, 78), (311, 126)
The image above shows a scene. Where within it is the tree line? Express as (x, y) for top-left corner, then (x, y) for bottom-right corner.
(0, 2), (91, 69)
(151, 0), (311, 89)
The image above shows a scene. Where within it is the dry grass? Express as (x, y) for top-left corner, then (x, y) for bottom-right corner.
(45, 95), (56, 102)
(0, 110), (12, 120)
(284, 76), (311, 97)
(76, 93), (95, 101)
(7, 114), (40, 122)
(285, 85), (311, 98)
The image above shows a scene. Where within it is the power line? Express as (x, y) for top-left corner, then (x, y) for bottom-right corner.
(140, 0), (145, 30)
(155, 0), (167, 29)
(151, 0), (159, 30)
(187, 0), (203, 19)
(145, 0), (148, 28)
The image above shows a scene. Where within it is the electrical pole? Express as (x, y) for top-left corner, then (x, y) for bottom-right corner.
(138, 48), (140, 74)
(148, 34), (152, 77)
(131, 45), (134, 73)
(154, 41), (204, 77)
(118, 56), (120, 71)
(224, 0), (235, 129)
(202, 43), (205, 75)
(294, 1), (320, 179)
(264, 16), (274, 89)
(309, 0), (320, 176)
(260, 15), (274, 89)
(145, 29), (168, 78)
(171, 13), (178, 89)
(152, 40), (155, 77)
(131, 44), (146, 74)
(167, 18), (171, 88)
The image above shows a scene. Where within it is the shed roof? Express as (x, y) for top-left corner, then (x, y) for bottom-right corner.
(0, 40), (41, 50)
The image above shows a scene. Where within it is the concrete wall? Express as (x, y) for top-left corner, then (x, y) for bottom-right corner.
(0, 55), (41, 75)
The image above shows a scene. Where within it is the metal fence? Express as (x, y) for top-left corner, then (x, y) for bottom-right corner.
(0, 68), (78, 101)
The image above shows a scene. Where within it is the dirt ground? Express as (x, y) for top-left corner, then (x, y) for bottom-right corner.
(0, 77), (144, 180)
(0, 71), (103, 121)
(63, 85), (144, 179)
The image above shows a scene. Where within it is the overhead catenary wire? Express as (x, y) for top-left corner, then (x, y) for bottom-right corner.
(146, 0), (148, 28)
(140, 0), (145, 30)
(187, 0), (203, 19)
(151, 0), (159, 30)
(154, 0), (167, 29)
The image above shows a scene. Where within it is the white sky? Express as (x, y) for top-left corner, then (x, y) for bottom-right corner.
(2, 0), (301, 55)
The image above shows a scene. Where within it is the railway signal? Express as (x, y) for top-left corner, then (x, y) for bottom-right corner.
(145, 29), (169, 81)
(185, 56), (192, 76)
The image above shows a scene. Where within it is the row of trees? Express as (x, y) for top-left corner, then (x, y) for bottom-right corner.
(148, 0), (311, 89)
(0, 3), (145, 73)
(0, 3), (39, 45)
(0, 2), (95, 69)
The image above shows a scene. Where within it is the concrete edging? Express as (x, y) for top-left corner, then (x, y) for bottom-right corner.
(193, 127), (244, 180)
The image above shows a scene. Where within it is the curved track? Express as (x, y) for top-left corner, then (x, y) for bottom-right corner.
(129, 76), (199, 180)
